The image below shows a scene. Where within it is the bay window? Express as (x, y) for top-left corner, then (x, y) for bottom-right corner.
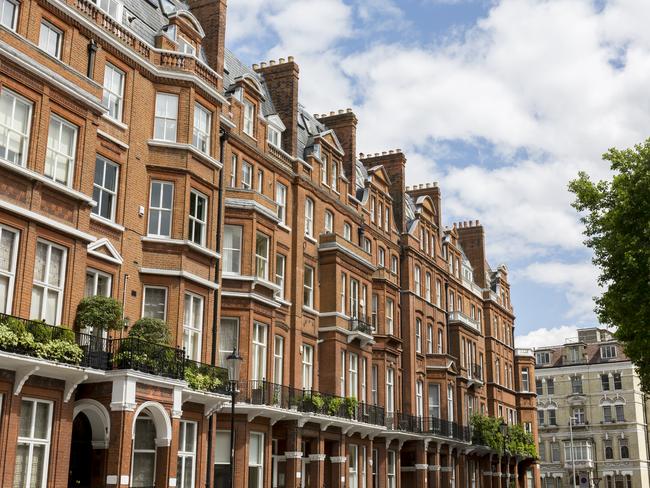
(386, 367), (394, 413)
(31, 240), (66, 324)
(154, 92), (178, 141)
(183, 293), (203, 361)
(223, 225), (242, 274)
(192, 103), (211, 154)
(0, 224), (19, 314)
(242, 161), (252, 189)
(218, 317), (239, 368)
(188, 190), (208, 246)
(428, 384), (440, 418)
(302, 344), (314, 391)
(386, 298), (394, 335)
(45, 115), (77, 186)
(255, 232), (270, 280)
(243, 100), (255, 137)
(251, 323), (267, 382)
(148, 181), (174, 237)
(348, 352), (358, 399)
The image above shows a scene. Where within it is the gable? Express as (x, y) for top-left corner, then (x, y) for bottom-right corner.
(87, 238), (123, 265)
(317, 130), (344, 156)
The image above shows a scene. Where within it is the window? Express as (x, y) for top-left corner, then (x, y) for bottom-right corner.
(92, 0), (123, 19)
(275, 183), (287, 223)
(573, 407), (585, 424)
(188, 190), (207, 246)
(536, 351), (550, 365)
(321, 154), (328, 185)
(348, 353), (358, 398)
(267, 126), (281, 147)
(551, 442), (560, 462)
(536, 379), (543, 395)
(449, 291), (454, 312)
(620, 439), (629, 459)
(131, 410), (156, 488)
(447, 383), (454, 421)
(378, 247), (385, 267)
(84, 269), (111, 298)
(255, 233), (270, 280)
(148, 181), (173, 237)
(218, 318), (239, 367)
(414, 266), (421, 296)
(348, 443), (358, 488)
(601, 345), (617, 359)
(615, 404), (625, 422)
(324, 210), (334, 233)
(214, 431), (231, 486)
(0, 0), (18, 30)
(601, 374), (611, 391)
(251, 323), (267, 382)
(361, 357), (367, 404)
(350, 279), (359, 319)
(391, 255), (398, 274)
(14, 399), (53, 488)
(427, 324), (433, 354)
(340, 273), (347, 314)
(571, 376), (583, 394)
(547, 378), (555, 395)
(415, 318), (422, 353)
(304, 198), (314, 237)
(243, 99), (255, 137)
(102, 63), (125, 120)
(340, 351), (346, 395)
(192, 103), (211, 154)
(0, 224), (19, 314)
(613, 372), (622, 390)
(331, 160), (337, 190)
(603, 405), (612, 422)
(92, 156), (119, 221)
(386, 298), (395, 335)
(370, 198), (376, 222)
(183, 293), (203, 361)
(342, 223), (352, 241)
(428, 383), (440, 418)
(45, 115), (77, 186)
(415, 380), (424, 418)
(273, 335), (284, 384)
(256, 169), (263, 193)
(177, 36), (195, 55)
(0, 88), (33, 166)
(386, 451), (396, 488)
(604, 439), (613, 460)
(39, 21), (63, 58)
(275, 254), (286, 299)
(371, 365), (378, 405)
(154, 93), (178, 141)
(302, 344), (314, 390)
(229, 154), (237, 187)
(31, 240), (66, 324)
(222, 225), (242, 274)
(248, 432), (264, 488)
(371, 294), (378, 328)
(303, 266), (314, 308)
(538, 441), (546, 462)
(425, 272), (431, 302)
(548, 408), (557, 425)
(363, 237), (371, 254)
(537, 409), (544, 426)
(386, 368), (394, 413)
(142, 286), (167, 321)
(177, 421), (197, 488)
(522, 368), (530, 392)
(437, 329), (443, 354)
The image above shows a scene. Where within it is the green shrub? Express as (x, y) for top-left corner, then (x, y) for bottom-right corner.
(75, 296), (125, 332)
(39, 339), (84, 364)
(0, 324), (19, 349)
(326, 397), (344, 416)
(506, 424), (538, 459)
(185, 367), (223, 391)
(128, 318), (171, 345)
(344, 397), (359, 418)
(29, 321), (53, 343)
(1, 316), (27, 336)
(304, 393), (325, 411)
(470, 414), (505, 453)
(52, 327), (75, 343)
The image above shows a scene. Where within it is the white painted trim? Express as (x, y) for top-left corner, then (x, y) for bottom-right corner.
(220, 291), (281, 309)
(141, 236), (219, 259)
(139, 267), (218, 290)
(224, 197), (280, 223)
(147, 140), (222, 169)
(132, 401), (172, 446)
(318, 241), (376, 270)
(73, 398), (111, 448)
(101, 114), (128, 131)
(0, 198), (95, 241)
(87, 237), (124, 265)
(219, 113), (236, 129)
(90, 214), (126, 233)
(97, 129), (129, 149)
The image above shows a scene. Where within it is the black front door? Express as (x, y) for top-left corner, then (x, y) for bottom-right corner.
(68, 412), (93, 488)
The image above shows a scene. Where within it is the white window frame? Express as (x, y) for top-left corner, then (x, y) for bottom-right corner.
(350, 278), (359, 319)
(340, 350), (346, 395)
(242, 161), (252, 189)
(177, 420), (198, 488)
(361, 357), (367, 404)
(92, 0), (123, 20)
(304, 198), (314, 237)
(386, 298), (394, 335)
(0, 224), (19, 314)
(154, 92), (178, 142)
(243, 99), (255, 137)
(31, 240), (67, 324)
(102, 63), (125, 121)
(256, 169), (263, 194)
(321, 153), (328, 185)
(0, 0), (19, 30)
(248, 432), (265, 488)
(414, 266), (421, 296)
(267, 126), (281, 147)
(386, 367), (394, 414)
(349, 443), (358, 488)
(416, 380), (424, 418)
(131, 411), (157, 488)
(188, 190), (208, 246)
(303, 265), (314, 308)
(425, 272), (431, 302)
(522, 367), (530, 392)
(427, 324), (433, 354)
(601, 345), (617, 359)
(386, 450), (396, 488)
(275, 254), (286, 300)
(0, 87), (33, 167)
(85, 268), (112, 297)
(447, 383), (454, 422)
(178, 36), (196, 56)
(230, 154), (237, 188)
(324, 210), (334, 233)
(39, 20), (63, 59)
(92, 156), (119, 221)
(45, 114), (77, 186)
(142, 285), (167, 321)
(348, 352), (358, 399)
(255, 232), (270, 280)
(218, 317), (239, 368)
(15, 398), (53, 488)
(273, 335), (284, 385)
(252, 323), (267, 382)
(371, 365), (378, 405)
(275, 182), (287, 223)
(302, 344), (314, 391)
(340, 273), (347, 314)
(183, 292), (203, 361)
(192, 103), (211, 155)
(428, 383), (440, 418)
(343, 223), (351, 241)
(223, 225), (242, 275)
(415, 318), (422, 353)
(148, 180), (174, 238)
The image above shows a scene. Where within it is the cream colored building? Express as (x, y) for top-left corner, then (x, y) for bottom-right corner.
(534, 328), (650, 488)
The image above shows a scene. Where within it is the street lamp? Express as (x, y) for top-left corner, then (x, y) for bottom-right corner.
(569, 415), (578, 488)
(226, 348), (243, 488)
(499, 420), (509, 488)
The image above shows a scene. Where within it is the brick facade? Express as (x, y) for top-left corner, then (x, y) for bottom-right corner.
(0, 1), (540, 487)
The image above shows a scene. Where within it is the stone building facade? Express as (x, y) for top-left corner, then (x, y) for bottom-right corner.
(535, 328), (650, 488)
(0, 0), (539, 487)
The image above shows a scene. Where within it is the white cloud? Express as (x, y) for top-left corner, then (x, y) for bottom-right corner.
(515, 324), (580, 349)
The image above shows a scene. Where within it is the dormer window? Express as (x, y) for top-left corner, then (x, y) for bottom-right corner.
(178, 36), (195, 56)
(535, 351), (550, 365)
(267, 126), (281, 147)
(331, 160), (337, 190)
(243, 99), (255, 137)
(601, 345), (616, 359)
(321, 153), (328, 185)
(91, 0), (123, 20)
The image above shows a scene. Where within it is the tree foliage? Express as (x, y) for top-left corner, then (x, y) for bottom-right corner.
(569, 139), (650, 393)
(75, 296), (125, 331)
(470, 414), (505, 453)
(128, 317), (171, 345)
(506, 424), (537, 460)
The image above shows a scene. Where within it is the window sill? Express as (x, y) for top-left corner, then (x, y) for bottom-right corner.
(147, 140), (222, 169)
(101, 114), (128, 131)
(97, 129), (129, 150)
(303, 306), (319, 316)
(90, 214), (125, 232)
(141, 236), (219, 259)
(305, 235), (317, 244)
(278, 223), (292, 233)
(0, 157), (95, 205)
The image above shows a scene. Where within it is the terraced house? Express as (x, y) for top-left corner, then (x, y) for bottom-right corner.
(0, 0), (540, 487)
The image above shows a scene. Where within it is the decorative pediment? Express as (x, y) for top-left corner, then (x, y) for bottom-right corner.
(88, 238), (123, 265)
(317, 130), (344, 155)
(368, 165), (392, 189)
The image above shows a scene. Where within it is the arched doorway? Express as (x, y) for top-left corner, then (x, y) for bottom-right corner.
(68, 412), (93, 488)
(130, 402), (172, 488)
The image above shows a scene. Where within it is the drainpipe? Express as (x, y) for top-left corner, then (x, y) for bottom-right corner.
(206, 128), (229, 488)
(87, 40), (98, 78)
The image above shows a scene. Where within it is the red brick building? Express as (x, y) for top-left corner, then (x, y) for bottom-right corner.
(0, 0), (539, 487)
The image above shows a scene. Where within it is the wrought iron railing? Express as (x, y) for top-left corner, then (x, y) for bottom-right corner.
(111, 336), (185, 380)
(384, 413), (472, 442)
(184, 359), (229, 394)
(349, 316), (374, 335)
(470, 363), (483, 381)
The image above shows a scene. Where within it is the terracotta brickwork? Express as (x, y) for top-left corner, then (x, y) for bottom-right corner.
(0, 1), (539, 487)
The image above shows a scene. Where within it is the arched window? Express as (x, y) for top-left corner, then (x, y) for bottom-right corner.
(131, 410), (157, 487)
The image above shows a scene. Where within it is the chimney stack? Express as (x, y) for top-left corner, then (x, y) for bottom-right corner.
(317, 110), (359, 191)
(186, 0), (228, 82)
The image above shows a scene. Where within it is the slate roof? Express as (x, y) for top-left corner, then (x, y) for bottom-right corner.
(223, 49), (277, 117)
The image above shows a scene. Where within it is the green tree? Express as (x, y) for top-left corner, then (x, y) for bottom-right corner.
(128, 318), (171, 345)
(569, 139), (650, 392)
(75, 296), (125, 332)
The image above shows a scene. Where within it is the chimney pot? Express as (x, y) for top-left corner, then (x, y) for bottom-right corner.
(288, 56), (294, 62)
(269, 60), (276, 65)
(425, 183), (431, 188)
(346, 108), (352, 113)
(279, 58), (285, 64)
(374, 153), (379, 157)
(476, 219), (480, 225)
(329, 111), (335, 116)
(260, 62), (267, 68)
(389, 150), (394, 154)
(382, 151), (387, 155)
(338, 109), (344, 114)
(252, 63), (259, 69)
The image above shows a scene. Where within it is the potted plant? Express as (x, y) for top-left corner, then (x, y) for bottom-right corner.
(344, 396), (359, 418)
(326, 397), (344, 417)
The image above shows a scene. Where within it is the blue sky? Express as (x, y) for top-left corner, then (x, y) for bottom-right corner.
(225, 0), (650, 347)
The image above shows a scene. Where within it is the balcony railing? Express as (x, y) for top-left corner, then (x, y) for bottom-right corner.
(235, 380), (385, 426)
(349, 316), (374, 335)
(184, 360), (229, 394)
(111, 337), (186, 380)
(447, 311), (481, 332)
(385, 413), (471, 442)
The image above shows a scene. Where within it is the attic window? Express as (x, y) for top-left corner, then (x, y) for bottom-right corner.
(267, 126), (281, 147)
(92, 0), (123, 20)
(243, 100), (255, 136)
(178, 36), (195, 56)
(535, 351), (550, 365)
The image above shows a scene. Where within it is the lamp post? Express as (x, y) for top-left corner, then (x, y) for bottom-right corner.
(569, 415), (577, 488)
(226, 348), (243, 488)
(499, 420), (509, 488)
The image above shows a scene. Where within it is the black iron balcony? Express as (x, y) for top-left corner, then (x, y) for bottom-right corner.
(183, 360), (229, 394)
(110, 336), (186, 380)
(384, 413), (472, 442)
(235, 380), (385, 426)
(349, 316), (374, 335)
